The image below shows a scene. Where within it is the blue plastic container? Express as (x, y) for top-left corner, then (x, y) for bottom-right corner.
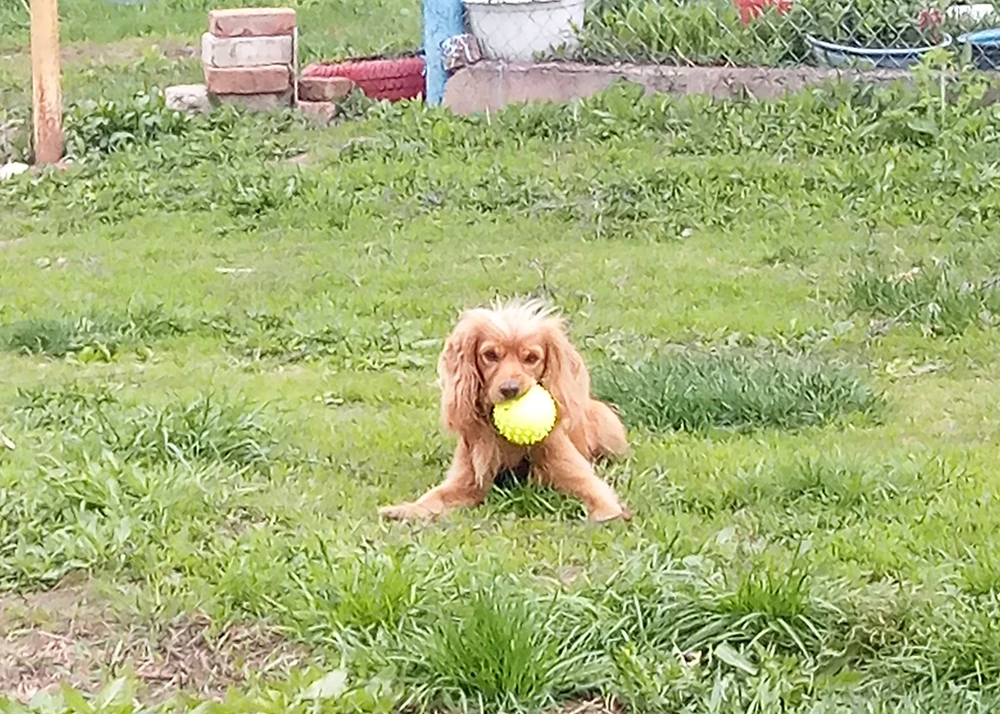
(958, 28), (1000, 70)
(807, 34), (952, 70)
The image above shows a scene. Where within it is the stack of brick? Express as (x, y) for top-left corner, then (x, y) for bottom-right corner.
(297, 75), (356, 121)
(203, 8), (297, 111)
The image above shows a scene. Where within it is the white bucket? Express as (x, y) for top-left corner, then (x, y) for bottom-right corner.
(463, 0), (585, 62)
(946, 3), (997, 22)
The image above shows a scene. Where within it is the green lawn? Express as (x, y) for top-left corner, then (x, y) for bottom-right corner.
(5, 4), (1000, 712)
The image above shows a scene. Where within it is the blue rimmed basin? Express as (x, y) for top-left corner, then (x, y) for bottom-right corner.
(807, 34), (953, 70)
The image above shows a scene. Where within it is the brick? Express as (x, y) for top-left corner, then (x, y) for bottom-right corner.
(210, 89), (293, 112)
(298, 100), (338, 122)
(204, 65), (290, 95)
(202, 33), (293, 67)
(208, 8), (296, 38)
(298, 76), (355, 102)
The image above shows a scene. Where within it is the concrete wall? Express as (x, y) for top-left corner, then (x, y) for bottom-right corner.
(443, 62), (910, 114)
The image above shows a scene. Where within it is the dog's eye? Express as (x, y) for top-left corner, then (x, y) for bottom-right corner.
(524, 353), (540, 365)
(482, 349), (499, 362)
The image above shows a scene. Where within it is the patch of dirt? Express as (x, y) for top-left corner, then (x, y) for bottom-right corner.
(62, 38), (196, 64)
(0, 583), (306, 704)
(2, 38), (195, 65)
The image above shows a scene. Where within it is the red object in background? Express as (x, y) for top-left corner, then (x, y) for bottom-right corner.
(734, 0), (792, 24)
(302, 57), (425, 102)
(917, 7), (943, 41)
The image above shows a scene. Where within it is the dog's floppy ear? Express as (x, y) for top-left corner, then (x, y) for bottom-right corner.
(540, 316), (589, 428)
(438, 311), (486, 434)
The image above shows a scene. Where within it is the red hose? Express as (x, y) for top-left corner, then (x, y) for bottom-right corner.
(303, 57), (425, 102)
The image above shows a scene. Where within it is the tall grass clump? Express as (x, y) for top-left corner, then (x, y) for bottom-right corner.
(15, 384), (276, 469)
(848, 261), (1000, 336)
(593, 349), (884, 433)
(394, 580), (605, 712)
(0, 303), (188, 358)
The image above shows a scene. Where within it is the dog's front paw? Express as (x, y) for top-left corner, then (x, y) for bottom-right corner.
(379, 502), (435, 521)
(588, 503), (632, 523)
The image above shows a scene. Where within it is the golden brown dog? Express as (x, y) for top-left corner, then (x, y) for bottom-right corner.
(379, 299), (631, 522)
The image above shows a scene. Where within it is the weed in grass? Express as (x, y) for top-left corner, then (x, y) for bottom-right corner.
(927, 594), (1000, 685)
(484, 481), (587, 521)
(847, 260), (1000, 337)
(64, 91), (193, 158)
(218, 668), (400, 714)
(0, 303), (188, 359)
(210, 163), (319, 220)
(310, 544), (423, 633)
(767, 456), (885, 510)
(210, 311), (437, 370)
(13, 381), (120, 439)
(760, 243), (817, 268)
(959, 548), (1000, 597)
(593, 349), (884, 433)
(635, 565), (834, 657)
(0, 112), (27, 163)
(665, 454), (919, 525)
(1, 101), (306, 228)
(857, 686), (1000, 714)
(0, 454), (255, 590)
(397, 581), (605, 712)
(120, 395), (275, 468)
(611, 643), (708, 714)
(60, 90), (306, 164)
(14, 384), (277, 469)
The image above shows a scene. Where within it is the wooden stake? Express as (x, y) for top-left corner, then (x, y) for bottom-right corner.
(30, 0), (62, 164)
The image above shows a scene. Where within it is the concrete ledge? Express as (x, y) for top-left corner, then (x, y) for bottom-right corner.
(443, 62), (912, 114)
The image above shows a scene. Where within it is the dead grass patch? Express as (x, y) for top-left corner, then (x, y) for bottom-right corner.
(0, 584), (305, 704)
(552, 697), (623, 714)
(2, 38), (194, 64)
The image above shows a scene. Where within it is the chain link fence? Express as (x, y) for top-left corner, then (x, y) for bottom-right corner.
(461, 0), (1000, 69)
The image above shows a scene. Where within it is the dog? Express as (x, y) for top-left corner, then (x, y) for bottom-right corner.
(379, 299), (631, 522)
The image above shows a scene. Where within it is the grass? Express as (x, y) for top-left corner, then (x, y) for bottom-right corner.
(592, 349), (885, 433)
(13, 384), (277, 467)
(847, 260), (1000, 337)
(0, 302), (189, 358)
(396, 582), (604, 711)
(5, 5), (1000, 710)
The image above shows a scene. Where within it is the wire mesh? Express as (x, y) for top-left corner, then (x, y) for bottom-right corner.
(461, 0), (1000, 69)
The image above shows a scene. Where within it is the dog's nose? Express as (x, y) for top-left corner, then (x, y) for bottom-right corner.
(498, 380), (522, 400)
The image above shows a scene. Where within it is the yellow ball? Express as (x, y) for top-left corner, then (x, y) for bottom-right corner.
(492, 384), (557, 446)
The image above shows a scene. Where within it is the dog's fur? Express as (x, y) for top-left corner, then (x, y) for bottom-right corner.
(379, 299), (631, 522)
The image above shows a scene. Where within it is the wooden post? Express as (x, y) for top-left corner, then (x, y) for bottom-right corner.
(30, 0), (62, 164)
